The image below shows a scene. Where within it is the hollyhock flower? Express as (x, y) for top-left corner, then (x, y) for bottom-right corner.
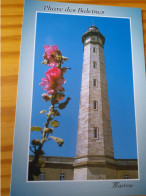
(40, 67), (66, 95)
(43, 45), (62, 67)
(45, 67), (61, 81)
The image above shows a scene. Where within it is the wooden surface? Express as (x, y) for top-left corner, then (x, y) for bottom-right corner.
(1, 0), (146, 195)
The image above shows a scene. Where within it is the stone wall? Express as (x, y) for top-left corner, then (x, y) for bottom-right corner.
(75, 43), (90, 157)
(30, 156), (138, 180)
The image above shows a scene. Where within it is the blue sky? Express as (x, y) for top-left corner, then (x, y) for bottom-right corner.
(30, 12), (137, 159)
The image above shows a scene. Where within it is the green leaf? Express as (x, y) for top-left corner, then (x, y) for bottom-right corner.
(58, 97), (71, 110)
(31, 126), (42, 131)
(40, 110), (46, 114)
(50, 120), (59, 127)
(49, 136), (64, 147)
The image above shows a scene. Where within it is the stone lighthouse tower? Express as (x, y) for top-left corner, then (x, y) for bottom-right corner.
(74, 26), (115, 180)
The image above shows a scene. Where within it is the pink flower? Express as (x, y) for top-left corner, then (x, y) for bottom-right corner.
(40, 67), (65, 95)
(43, 45), (62, 67)
(46, 67), (61, 81)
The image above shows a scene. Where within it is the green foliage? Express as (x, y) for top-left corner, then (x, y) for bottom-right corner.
(58, 97), (71, 110)
(31, 126), (42, 131)
(38, 159), (45, 168)
(49, 136), (64, 147)
(50, 120), (59, 127)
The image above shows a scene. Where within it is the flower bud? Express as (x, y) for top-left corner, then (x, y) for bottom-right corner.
(31, 139), (41, 146)
(42, 93), (51, 101)
(40, 110), (46, 114)
(57, 93), (65, 101)
(62, 56), (68, 61)
(60, 87), (65, 92)
(42, 60), (48, 64)
(56, 49), (62, 56)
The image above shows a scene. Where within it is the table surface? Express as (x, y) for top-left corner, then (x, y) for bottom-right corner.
(1, 0), (146, 195)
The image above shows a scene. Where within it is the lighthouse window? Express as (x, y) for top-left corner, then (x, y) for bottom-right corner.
(91, 36), (97, 41)
(93, 61), (97, 68)
(93, 47), (96, 53)
(94, 127), (99, 139)
(93, 79), (97, 87)
(93, 100), (98, 110)
(60, 173), (65, 181)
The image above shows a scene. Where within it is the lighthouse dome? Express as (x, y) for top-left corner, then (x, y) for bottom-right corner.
(88, 25), (99, 32)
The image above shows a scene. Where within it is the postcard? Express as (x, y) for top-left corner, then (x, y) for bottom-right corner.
(11, 0), (146, 195)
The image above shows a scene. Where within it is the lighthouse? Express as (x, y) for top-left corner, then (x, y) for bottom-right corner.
(74, 26), (115, 180)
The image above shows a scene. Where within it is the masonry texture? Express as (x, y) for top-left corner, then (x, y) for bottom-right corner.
(75, 26), (114, 159)
(74, 25), (114, 180)
(29, 26), (138, 181)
